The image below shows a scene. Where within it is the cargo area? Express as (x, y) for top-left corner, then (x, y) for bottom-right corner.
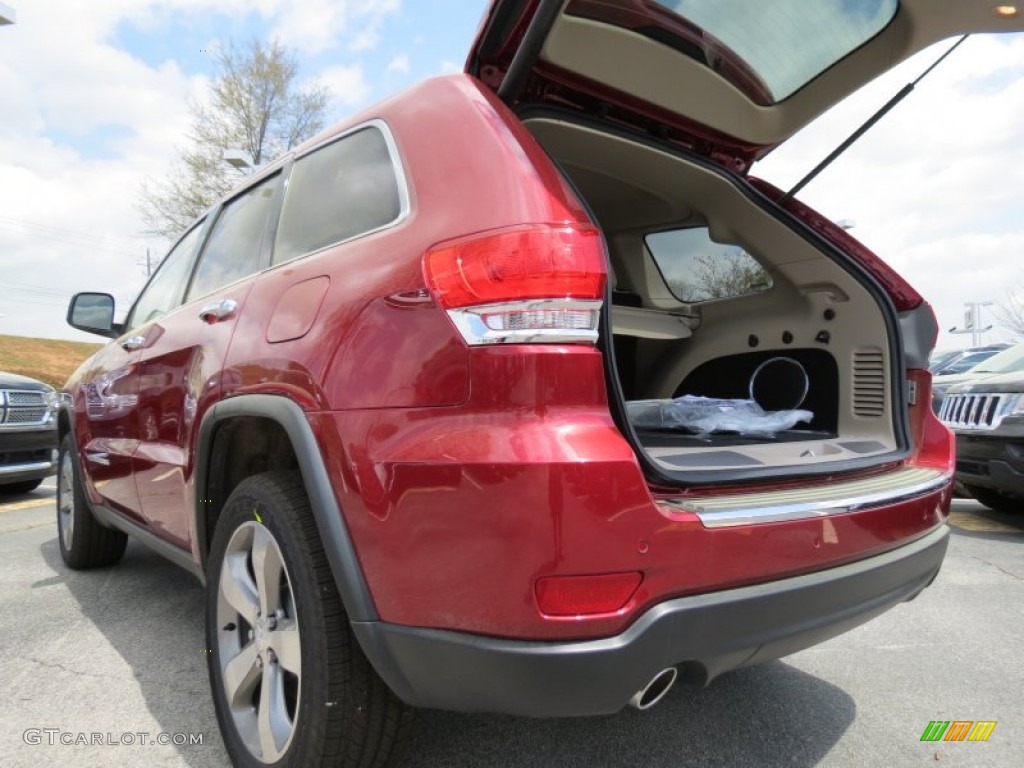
(525, 115), (907, 480)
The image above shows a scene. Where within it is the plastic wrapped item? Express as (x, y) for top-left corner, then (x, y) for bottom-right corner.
(626, 395), (814, 437)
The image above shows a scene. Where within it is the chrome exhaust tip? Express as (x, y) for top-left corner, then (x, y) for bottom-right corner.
(628, 667), (678, 711)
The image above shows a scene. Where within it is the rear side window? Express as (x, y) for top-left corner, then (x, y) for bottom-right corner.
(128, 223), (204, 329)
(646, 227), (772, 303)
(273, 126), (403, 265)
(187, 174), (282, 301)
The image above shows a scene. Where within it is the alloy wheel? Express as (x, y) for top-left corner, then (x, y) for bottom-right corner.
(215, 521), (301, 763)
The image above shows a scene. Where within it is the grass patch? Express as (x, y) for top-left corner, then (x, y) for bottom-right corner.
(0, 334), (103, 389)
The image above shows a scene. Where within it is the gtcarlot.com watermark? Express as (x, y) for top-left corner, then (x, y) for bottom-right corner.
(23, 728), (204, 747)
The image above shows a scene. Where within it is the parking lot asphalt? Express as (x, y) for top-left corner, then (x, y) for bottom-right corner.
(0, 488), (1021, 768)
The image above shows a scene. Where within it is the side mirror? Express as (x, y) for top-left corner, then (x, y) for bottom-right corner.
(67, 293), (121, 338)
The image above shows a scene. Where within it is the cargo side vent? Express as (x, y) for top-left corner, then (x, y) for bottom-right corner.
(852, 348), (886, 418)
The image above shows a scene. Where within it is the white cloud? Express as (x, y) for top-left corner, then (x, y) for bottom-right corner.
(269, 0), (401, 55)
(757, 34), (1024, 349)
(439, 60), (460, 74)
(317, 64), (372, 112)
(125, 0), (403, 56)
(271, 0), (351, 55)
(387, 54), (410, 75)
(0, 1), (204, 341)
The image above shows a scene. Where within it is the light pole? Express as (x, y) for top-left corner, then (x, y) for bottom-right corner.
(949, 301), (994, 347)
(223, 149), (258, 174)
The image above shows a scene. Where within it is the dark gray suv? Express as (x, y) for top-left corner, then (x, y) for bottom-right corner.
(0, 371), (58, 494)
(940, 372), (1024, 512)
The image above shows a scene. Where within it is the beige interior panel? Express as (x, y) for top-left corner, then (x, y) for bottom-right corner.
(611, 305), (695, 340)
(526, 116), (898, 469)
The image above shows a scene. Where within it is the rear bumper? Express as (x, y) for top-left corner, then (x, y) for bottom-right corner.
(352, 524), (949, 717)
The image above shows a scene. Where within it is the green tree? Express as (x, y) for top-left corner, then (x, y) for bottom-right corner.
(140, 39), (330, 242)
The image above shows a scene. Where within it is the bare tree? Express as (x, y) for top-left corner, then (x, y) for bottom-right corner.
(691, 248), (772, 301)
(140, 39), (330, 241)
(664, 247), (772, 303)
(993, 284), (1024, 340)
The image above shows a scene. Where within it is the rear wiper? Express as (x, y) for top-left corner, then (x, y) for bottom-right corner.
(782, 35), (969, 202)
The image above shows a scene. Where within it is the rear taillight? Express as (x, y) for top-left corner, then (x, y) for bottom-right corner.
(423, 224), (607, 345)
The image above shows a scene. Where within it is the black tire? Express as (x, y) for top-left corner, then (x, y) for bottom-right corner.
(964, 485), (1023, 514)
(57, 433), (128, 568)
(206, 471), (413, 768)
(0, 478), (43, 495)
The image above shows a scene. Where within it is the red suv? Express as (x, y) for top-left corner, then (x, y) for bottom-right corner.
(58, 2), (1021, 766)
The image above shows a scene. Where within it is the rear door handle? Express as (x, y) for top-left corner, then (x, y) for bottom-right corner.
(199, 299), (238, 324)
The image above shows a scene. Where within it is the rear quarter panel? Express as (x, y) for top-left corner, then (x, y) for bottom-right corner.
(222, 75), (589, 412)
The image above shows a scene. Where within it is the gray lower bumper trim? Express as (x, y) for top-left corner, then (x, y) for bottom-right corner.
(353, 526), (949, 717)
(0, 460), (54, 477)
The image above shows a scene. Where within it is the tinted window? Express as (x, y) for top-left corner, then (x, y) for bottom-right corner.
(646, 228), (772, 303)
(273, 127), (402, 265)
(943, 351), (997, 374)
(928, 350), (962, 373)
(187, 174), (282, 301)
(129, 224), (204, 329)
(654, 0), (898, 102)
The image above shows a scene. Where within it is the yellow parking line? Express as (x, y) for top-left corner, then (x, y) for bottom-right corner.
(948, 511), (1024, 535)
(0, 498), (52, 513)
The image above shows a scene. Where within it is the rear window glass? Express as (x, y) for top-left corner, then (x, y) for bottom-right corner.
(646, 227), (772, 303)
(187, 174), (282, 301)
(273, 126), (403, 265)
(653, 0), (899, 102)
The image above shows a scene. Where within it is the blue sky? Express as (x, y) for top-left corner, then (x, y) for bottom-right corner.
(111, 0), (488, 103)
(0, 1), (1022, 350)
(43, 1), (490, 161)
